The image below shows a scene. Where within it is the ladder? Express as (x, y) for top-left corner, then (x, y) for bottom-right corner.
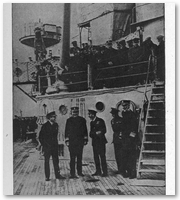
(137, 81), (165, 179)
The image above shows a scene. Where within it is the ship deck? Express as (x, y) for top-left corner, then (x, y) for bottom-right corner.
(13, 141), (165, 195)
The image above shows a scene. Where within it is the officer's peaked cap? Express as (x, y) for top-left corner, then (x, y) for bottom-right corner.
(133, 38), (140, 43)
(46, 111), (56, 118)
(72, 41), (77, 45)
(88, 108), (97, 114)
(71, 107), (79, 110)
(157, 35), (164, 40)
(110, 107), (119, 114)
(122, 100), (130, 106)
(117, 39), (126, 45)
(106, 40), (112, 45)
(145, 37), (151, 41)
(127, 39), (133, 43)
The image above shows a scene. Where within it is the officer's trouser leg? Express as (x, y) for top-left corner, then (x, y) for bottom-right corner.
(99, 144), (107, 174)
(77, 146), (83, 174)
(114, 144), (122, 172)
(93, 146), (101, 173)
(52, 149), (60, 178)
(69, 147), (76, 176)
(127, 145), (137, 177)
(44, 152), (51, 179)
(122, 148), (129, 175)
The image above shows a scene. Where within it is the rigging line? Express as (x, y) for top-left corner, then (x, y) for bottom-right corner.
(72, 34), (79, 39)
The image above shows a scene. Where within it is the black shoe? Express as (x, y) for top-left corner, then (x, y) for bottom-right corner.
(101, 173), (108, 177)
(92, 172), (101, 176)
(45, 178), (50, 181)
(92, 172), (102, 176)
(56, 174), (66, 180)
(129, 175), (136, 179)
(78, 173), (85, 177)
(70, 175), (78, 179)
(122, 173), (129, 178)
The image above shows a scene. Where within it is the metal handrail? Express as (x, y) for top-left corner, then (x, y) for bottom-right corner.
(93, 59), (149, 86)
(96, 72), (151, 81)
(136, 54), (153, 178)
(137, 55), (152, 134)
(97, 60), (149, 71)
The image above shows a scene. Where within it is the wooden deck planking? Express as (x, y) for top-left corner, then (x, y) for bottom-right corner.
(64, 161), (75, 195)
(21, 161), (38, 195)
(13, 142), (165, 195)
(14, 161), (33, 195)
(14, 157), (30, 190)
(83, 161), (109, 195)
(109, 160), (162, 195)
(15, 162), (34, 195)
(108, 161), (150, 195)
(62, 160), (72, 195)
(107, 161), (140, 195)
(81, 162), (96, 193)
(33, 164), (42, 195)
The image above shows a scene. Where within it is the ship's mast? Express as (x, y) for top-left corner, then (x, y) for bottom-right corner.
(60, 3), (71, 68)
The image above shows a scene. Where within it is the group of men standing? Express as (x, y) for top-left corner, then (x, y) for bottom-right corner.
(39, 100), (138, 181)
(110, 101), (138, 179)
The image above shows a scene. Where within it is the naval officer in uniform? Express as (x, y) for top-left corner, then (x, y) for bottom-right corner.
(121, 100), (138, 179)
(39, 111), (65, 181)
(110, 107), (123, 174)
(88, 108), (108, 177)
(65, 107), (88, 178)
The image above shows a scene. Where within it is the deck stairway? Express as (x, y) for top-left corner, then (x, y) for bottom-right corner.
(137, 81), (165, 179)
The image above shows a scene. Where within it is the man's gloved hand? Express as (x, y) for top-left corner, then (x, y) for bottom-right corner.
(96, 131), (101, 136)
(65, 141), (69, 147)
(108, 61), (113, 66)
(84, 140), (88, 145)
(119, 132), (122, 139)
(36, 144), (42, 151)
(129, 132), (136, 138)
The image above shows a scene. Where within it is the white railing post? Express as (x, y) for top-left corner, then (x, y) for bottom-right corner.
(87, 64), (93, 90)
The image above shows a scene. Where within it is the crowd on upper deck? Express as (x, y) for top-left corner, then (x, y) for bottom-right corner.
(34, 34), (165, 94)
(68, 35), (165, 72)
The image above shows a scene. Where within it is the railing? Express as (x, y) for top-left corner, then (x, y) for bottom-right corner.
(37, 59), (153, 94)
(13, 61), (37, 83)
(13, 54), (156, 95)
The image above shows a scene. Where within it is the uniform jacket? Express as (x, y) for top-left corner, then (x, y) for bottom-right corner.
(65, 116), (88, 146)
(122, 110), (138, 149)
(157, 41), (165, 57)
(90, 117), (107, 146)
(39, 121), (59, 152)
(111, 116), (123, 144)
(122, 110), (138, 138)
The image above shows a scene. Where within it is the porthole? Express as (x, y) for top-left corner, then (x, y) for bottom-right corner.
(95, 101), (105, 112)
(59, 105), (68, 115)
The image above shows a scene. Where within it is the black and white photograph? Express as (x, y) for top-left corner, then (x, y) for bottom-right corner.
(3, 2), (175, 195)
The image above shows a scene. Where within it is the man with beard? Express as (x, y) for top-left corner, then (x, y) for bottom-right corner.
(65, 107), (88, 178)
(121, 100), (138, 179)
(88, 108), (108, 177)
(110, 108), (123, 174)
(39, 111), (65, 181)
